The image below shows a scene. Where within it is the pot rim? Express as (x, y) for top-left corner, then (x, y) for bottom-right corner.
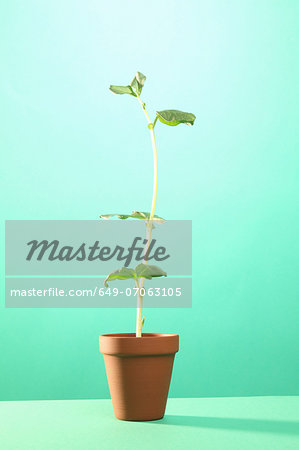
(99, 333), (179, 356)
(100, 332), (178, 338)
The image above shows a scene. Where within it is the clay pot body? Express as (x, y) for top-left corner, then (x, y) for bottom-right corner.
(99, 333), (179, 421)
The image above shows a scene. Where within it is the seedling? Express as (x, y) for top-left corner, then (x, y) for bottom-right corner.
(101, 72), (196, 337)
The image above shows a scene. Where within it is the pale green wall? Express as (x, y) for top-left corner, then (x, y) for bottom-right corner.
(0, 0), (298, 400)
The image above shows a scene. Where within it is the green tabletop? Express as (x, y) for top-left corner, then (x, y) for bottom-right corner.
(0, 396), (298, 450)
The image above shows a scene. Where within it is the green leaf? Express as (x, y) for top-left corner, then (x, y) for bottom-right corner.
(130, 71), (146, 95)
(104, 263), (167, 287)
(100, 213), (132, 220)
(131, 211), (165, 223)
(100, 211), (165, 223)
(104, 267), (136, 287)
(156, 110), (196, 126)
(135, 263), (167, 280)
(109, 85), (137, 97)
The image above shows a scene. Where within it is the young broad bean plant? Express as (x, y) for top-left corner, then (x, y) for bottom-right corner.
(101, 72), (195, 337)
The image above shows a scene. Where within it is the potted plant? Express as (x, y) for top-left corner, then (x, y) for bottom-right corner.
(99, 72), (196, 421)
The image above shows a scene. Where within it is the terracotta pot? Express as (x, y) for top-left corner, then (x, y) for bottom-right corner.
(99, 333), (179, 421)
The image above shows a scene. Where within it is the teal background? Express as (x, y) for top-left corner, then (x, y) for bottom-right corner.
(0, 0), (298, 401)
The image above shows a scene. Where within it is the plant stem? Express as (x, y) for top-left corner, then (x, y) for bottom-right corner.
(135, 95), (158, 337)
(135, 279), (143, 337)
(149, 127), (158, 221)
(136, 95), (158, 221)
